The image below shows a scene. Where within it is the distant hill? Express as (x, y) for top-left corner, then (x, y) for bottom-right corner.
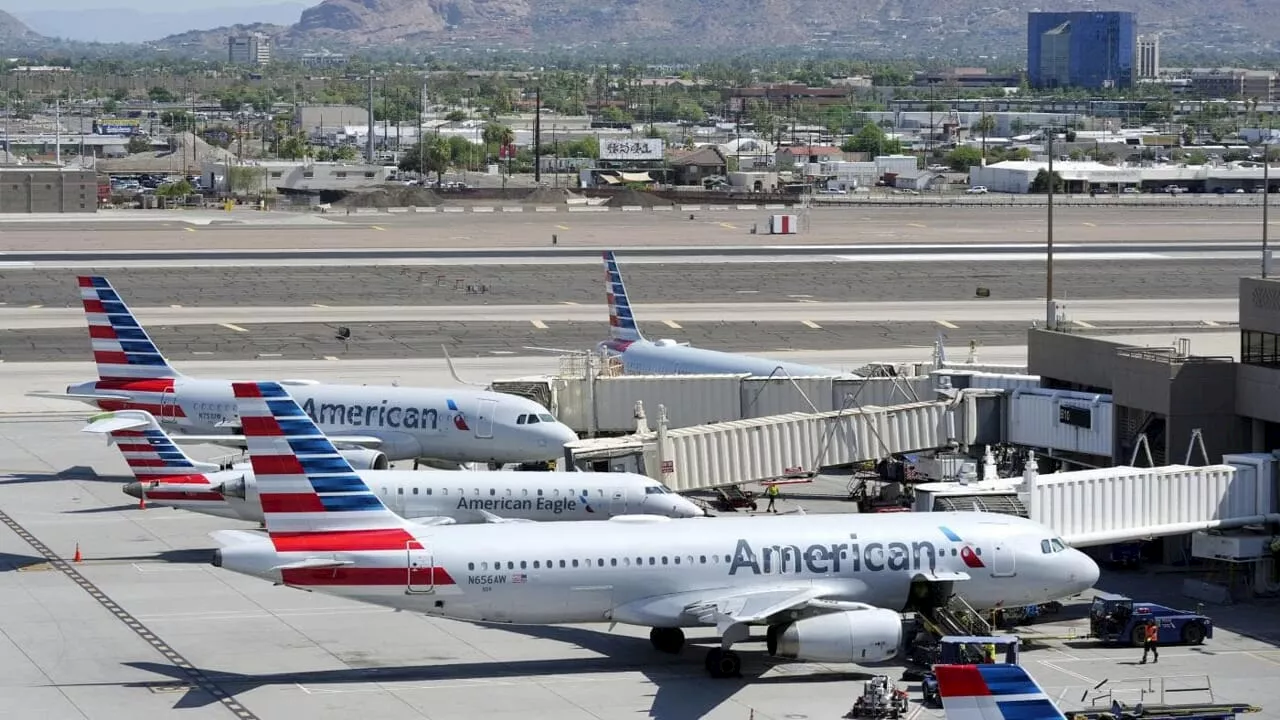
(17, 4), (307, 44)
(0, 9), (41, 40)
(150, 0), (1280, 59)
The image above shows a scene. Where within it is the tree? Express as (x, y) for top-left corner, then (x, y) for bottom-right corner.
(156, 179), (193, 198)
(423, 136), (451, 186)
(1186, 150), (1210, 166)
(946, 146), (984, 172)
(332, 145), (358, 161)
(1029, 169), (1065, 194)
(972, 114), (997, 160)
(126, 135), (151, 154)
(148, 86), (176, 103)
(445, 109), (467, 123)
(228, 166), (267, 195)
(843, 121), (900, 155)
(278, 133), (310, 160)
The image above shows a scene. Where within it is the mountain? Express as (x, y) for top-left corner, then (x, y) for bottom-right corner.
(17, 4), (306, 43)
(0, 9), (41, 39)
(154, 0), (1280, 58)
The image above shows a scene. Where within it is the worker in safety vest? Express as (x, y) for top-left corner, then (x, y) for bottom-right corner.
(982, 643), (997, 663)
(1140, 620), (1160, 664)
(765, 483), (780, 513)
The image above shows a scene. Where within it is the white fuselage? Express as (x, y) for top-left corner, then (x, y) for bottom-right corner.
(219, 512), (1099, 627)
(604, 340), (846, 378)
(73, 377), (578, 464)
(141, 469), (702, 524)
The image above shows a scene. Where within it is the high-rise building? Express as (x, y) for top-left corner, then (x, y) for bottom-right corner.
(1189, 68), (1276, 101)
(1137, 34), (1160, 79)
(1027, 12), (1136, 89)
(228, 32), (272, 66)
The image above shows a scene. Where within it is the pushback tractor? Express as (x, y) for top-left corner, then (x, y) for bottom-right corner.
(1089, 592), (1214, 646)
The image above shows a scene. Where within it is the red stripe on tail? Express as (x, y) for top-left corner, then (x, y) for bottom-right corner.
(271, 529), (422, 553)
(240, 416), (284, 437)
(259, 493), (326, 513)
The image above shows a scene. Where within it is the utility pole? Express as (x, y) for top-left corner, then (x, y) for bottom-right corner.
(54, 98), (61, 165)
(1265, 134), (1271, 278)
(533, 85), (542, 184)
(1046, 127), (1056, 328)
(366, 74), (375, 165)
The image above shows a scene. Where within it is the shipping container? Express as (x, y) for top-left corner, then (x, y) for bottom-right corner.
(1008, 390), (1113, 457)
(741, 376), (835, 417)
(1026, 464), (1266, 546)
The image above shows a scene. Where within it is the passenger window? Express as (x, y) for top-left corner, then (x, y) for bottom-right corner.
(507, 561), (514, 570)
(490, 489), (496, 496)
(538, 489), (544, 496)
(623, 557), (631, 566)
(554, 489), (560, 497)
(533, 561), (540, 569)
(397, 488), (404, 495)
(481, 562), (489, 570)
(569, 489), (575, 496)
(522, 489), (528, 497)
(472, 488), (479, 496)
(571, 559), (579, 568)
(636, 557), (643, 565)
(412, 488), (419, 495)
(426, 488), (432, 495)
(597, 559), (604, 567)
(662, 556), (669, 565)
(468, 562), (475, 570)
(520, 561), (527, 569)
(610, 558), (617, 567)
(673, 556), (680, 565)
(649, 557), (656, 565)
(559, 560), (566, 568)
(699, 555), (707, 564)
(505, 489), (512, 496)
(380, 487), (387, 495)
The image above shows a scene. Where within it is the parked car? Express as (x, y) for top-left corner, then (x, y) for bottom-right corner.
(966, 186), (989, 194)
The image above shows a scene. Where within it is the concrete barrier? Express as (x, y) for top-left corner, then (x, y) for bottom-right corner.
(472, 206), (495, 213)
(763, 204), (788, 210)
(619, 205), (644, 212)
(680, 205), (702, 211)
(534, 206), (559, 212)
(442, 206), (465, 213)
(354, 207), (382, 214)
(736, 204), (760, 210)
(412, 206), (438, 213)
(387, 207), (409, 214)
(500, 206), (523, 213)
(808, 193), (1276, 208)
(652, 205), (674, 211)
(707, 205), (730, 211)
(568, 206), (610, 213)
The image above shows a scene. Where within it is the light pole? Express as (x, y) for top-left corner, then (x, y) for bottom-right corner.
(1265, 137), (1271, 278)
(1046, 126), (1056, 327)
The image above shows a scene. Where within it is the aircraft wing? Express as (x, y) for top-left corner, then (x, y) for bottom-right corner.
(168, 434), (385, 450)
(614, 581), (880, 630)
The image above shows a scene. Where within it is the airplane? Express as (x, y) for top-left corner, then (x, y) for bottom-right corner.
(596, 250), (856, 377)
(83, 409), (704, 524)
(934, 663), (1066, 720)
(211, 381), (1100, 679)
(56, 275), (578, 468)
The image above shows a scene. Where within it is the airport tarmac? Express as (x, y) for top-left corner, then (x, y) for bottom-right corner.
(0, 205), (1276, 251)
(2, 396), (1277, 719)
(0, 258), (1256, 307)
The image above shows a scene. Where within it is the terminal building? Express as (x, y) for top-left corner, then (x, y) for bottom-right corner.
(969, 159), (1279, 194)
(1027, 276), (1280, 468)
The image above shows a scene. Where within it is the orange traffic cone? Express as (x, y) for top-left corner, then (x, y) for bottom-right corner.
(72, 543), (82, 563)
(138, 493), (147, 510)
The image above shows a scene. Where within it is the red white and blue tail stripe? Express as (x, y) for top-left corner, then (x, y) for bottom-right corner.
(79, 276), (180, 383)
(934, 664), (1067, 720)
(233, 381), (414, 542)
(603, 251), (644, 345)
(84, 410), (218, 478)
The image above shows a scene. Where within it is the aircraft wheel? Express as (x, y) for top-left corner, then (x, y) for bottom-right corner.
(650, 627), (685, 654)
(704, 648), (742, 678)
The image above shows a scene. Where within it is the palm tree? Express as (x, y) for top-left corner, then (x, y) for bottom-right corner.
(972, 113), (997, 162)
(424, 136), (451, 188)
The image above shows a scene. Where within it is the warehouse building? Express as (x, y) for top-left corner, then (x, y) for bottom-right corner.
(970, 159), (1280, 193)
(0, 167), (97, 213)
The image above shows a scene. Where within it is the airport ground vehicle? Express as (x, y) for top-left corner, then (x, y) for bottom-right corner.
(847, 676), (909, 719)
(712, 484), (757, 511)
(1089, 592), (1213, 646)
(920, 636), (1021, 707)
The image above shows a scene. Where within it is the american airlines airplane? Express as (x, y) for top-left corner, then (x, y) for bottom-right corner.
(934, 663), (1066, 720)
(84, 409), (702, 523)
(58, 276), (577, 468)
(596, 251), (854, 377)
(211, 381), (1100, 679)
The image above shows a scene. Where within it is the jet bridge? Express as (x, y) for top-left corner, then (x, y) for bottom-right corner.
(563, 395), (991, 492)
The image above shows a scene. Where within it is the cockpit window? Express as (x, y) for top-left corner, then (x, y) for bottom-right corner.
(538, 413), (556, 422)
(1051, 538), (1066, 552)
(516, 415), (527, 425)
(645, 485), (672, 494)
(1041, 539), (1052, 554)
(527, 415), (540, 424)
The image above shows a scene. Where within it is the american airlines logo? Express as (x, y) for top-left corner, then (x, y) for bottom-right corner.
(300, 398), (460, 431)
(728, 526), (984, 576)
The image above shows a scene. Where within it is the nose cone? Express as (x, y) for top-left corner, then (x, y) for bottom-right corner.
(672, 497), (705, 518)
(547, 422), (578, 448)
(122, 482), (143, 499)
(1071, 549), (1101, 593)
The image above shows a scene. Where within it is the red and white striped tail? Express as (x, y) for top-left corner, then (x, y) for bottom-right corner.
(79, 275), (180, 384)
(232, 381), (416, 550)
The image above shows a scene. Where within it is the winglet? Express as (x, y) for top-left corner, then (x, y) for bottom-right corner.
(934, 664), (1066, 720)
(603, 251), (644, 344)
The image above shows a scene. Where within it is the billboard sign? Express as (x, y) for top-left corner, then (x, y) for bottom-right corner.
(94, 118), (141, 136)
(599, 138), (664, 161)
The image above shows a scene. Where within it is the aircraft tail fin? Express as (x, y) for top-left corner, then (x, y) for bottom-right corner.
(231, 381), (416, 545)
(935, 664), (1067, 720)
(603, 251), (645, 344)
(82, 409), (220, 478)
(78, 276), (183, 383)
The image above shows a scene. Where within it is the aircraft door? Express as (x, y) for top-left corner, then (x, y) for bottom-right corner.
(991, 541), (1016, 578)
(406, 545), (436, 594)
(610, 490), (626, 515)
(475, 398), (496, 439)
(158, 386), (179, 424)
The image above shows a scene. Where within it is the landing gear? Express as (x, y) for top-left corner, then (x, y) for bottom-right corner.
(649, 627), (685, 654)
(704, 648), (742, 678)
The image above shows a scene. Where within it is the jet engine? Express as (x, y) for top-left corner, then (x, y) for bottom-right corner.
(766, 609), (903, 664)
(338, 448), (389, 470)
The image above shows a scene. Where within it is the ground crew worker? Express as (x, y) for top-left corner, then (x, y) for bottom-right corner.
(1140, 620), (1160, 664)
(982, 643), (997, 664)
(765, 483), (780, 513)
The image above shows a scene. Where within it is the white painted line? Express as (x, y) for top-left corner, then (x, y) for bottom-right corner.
(936, 320), (959, 329)
(169, 304), (182, 308)
(662, 320), (682, 329)
(490, 350), (515, 355)
(472, 206), (495, 213)
(500, 206), (523, 213)
(620, 205), (644, 212)
(27, 304), (42, 309)
(1073, 319), (1096, 329)
(442, 206), (465, 213)
(802, 320), (822, 329)
(531, 320), (548, 329)
(323, 356), (339, 361)
(534, 206), (558, 213)
(312, 303), (329, 308)
(256, 353), (282, 358)
(218, 323), (248, 333)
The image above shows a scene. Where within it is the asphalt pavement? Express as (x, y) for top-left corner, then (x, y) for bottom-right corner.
(0, 320), (1206, 363)
(0, 259), (1250, 308)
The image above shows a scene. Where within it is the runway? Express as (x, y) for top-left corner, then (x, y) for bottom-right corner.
(0, 205), (1276, 253)
(0, 259), (1253, 309)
